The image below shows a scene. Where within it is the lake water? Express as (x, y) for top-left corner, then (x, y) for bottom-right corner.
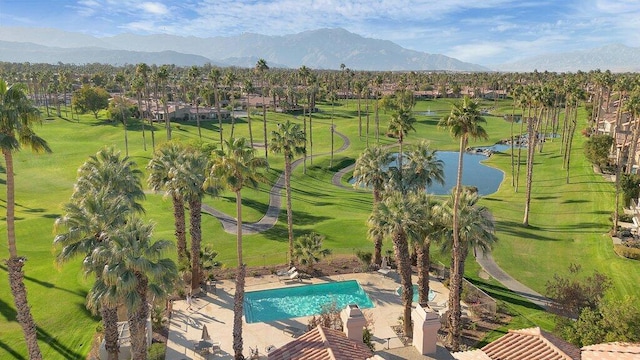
(350, 150), (504, 196)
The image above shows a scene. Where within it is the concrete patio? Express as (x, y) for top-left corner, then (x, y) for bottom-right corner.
(165, 272), (452, 359)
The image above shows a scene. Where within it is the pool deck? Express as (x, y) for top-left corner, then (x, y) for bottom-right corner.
(165, 272), (451, 359)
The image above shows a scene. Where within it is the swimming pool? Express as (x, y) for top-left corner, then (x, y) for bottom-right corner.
(396, 285), (436, 303)
(244, 280), (374, 323)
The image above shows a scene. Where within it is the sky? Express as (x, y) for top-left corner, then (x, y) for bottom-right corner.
(1, 0), (639, 66)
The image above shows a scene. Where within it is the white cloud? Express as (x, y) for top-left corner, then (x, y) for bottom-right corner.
(138, 2), (169, 16)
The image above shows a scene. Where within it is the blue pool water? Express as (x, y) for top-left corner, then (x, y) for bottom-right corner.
(244, 280), (374, 323)
(396, 285), (436, 303)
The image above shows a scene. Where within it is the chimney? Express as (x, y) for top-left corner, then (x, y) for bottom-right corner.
(341, 304), (367, 342)
(412, 305), (440, 355)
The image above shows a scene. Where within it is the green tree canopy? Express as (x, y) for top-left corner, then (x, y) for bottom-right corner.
(72, 85), (110, 119)
(583, 134), (614, 168)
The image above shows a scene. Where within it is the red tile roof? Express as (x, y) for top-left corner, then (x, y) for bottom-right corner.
(480, 327), (580, 360)
(581, 342), (640, 360)
(267, 326), (374, 360)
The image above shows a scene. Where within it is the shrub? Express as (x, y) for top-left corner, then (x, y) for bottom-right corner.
(614, 244), (640, 260)
(545, 264), (611, 318)
(148, 343), (166, 360)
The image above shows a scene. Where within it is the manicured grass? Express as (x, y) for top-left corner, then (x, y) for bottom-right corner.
(0, 99), (636, 358)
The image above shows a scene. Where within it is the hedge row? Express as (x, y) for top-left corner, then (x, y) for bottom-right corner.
(613, 244), (640, 260)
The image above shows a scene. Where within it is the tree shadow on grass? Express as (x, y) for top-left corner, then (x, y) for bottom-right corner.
(465, 278), (546, 311)
(562, 199), (589, 204)
(494, 220), (559, 241)
(0, 339), (26, 360)
(0, 264), (86, 298)
(291, 209), (331, 226)
(0, 297), (84, 359)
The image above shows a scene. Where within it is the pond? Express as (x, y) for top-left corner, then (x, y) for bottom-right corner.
(426, 151), (504, 196)
(350, 150), (504, 196)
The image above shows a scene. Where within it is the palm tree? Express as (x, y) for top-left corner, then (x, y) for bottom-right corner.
(54, 147), (144, 360)
(412, 191), (436, 307)
(188, 66), (202, 140)
(387, 107), (416, 179)
(354, 80), (365, 138)
(293, 232), (332, 272)
(1, 78), (50, 359)
(435, 188), (497, 322)
(136, 63), (155, 149)
(255, 59), (270, 159)
(208, 137), (268, 360)
(147, 142), (189, 262)
(132, 76), (147, 151)
(89, 218), (177, 360)
(369, 190), (420, 336)
(437, 95), (487, 350)
(209, 68), (223, 144)
(243, 78), (255, 147)
(353, 146), (393, 265)
(403, 140), (445, 193)
(269, 121), (306, 266)
(177, 148), (213, 292)
(158, 65), (171, 140)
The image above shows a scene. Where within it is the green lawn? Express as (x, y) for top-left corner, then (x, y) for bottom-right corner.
(0, 99), (637, 358)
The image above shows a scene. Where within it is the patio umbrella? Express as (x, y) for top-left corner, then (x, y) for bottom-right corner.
(201, 324), (211, 341)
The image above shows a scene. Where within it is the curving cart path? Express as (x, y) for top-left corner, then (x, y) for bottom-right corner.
(201, 128), (350, 235)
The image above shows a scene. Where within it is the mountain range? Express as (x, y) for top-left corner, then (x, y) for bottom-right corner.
(0, 26), (638, 72)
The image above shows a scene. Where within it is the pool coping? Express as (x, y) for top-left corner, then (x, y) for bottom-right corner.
(165, 272), (451, 359)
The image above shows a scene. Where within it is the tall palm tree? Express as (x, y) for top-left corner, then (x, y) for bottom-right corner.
(209, 68), (223, 144)
(255, 59), (270, 159)
(435, 188), (497, 321)
(412, 191), (436, 307)
(368, 191), (420, 337)
(136, 63), (155, 149)
(132, 76), (147, 151)
(353, 146), (393, 265)
(1, 78), (50, 359)
(54, 147), (144, 360)
(147, 142), (188, 262)
(269, 121), (306, 266)
(208, 137), (268, 360)
(177, 148), (213, 292)
(188, 66), (202, 140)
(437, 95), (487, 350)
(387, 107), (416, 180)
(158, 65), (171, 140)
(89, 218), (177, 360)
(243, 78), (255, 147)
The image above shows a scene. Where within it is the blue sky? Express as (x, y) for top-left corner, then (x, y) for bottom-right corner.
(1, 0), (639, 66)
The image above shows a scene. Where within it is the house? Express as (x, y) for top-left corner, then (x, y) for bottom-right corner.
(581, 342), (640, 360)
(452, 327), (640, 360)
(267, 326), (374, 360)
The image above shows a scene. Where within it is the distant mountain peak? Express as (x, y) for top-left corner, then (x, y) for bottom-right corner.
(0, 26), (487, 71)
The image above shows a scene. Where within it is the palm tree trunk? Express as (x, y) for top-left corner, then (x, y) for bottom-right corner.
(285, 159), (295, 266)
(4, 149), (43, 359)
(372, 189), (383, 266)
(262, 83), (268, 160)
(416, 241), (430, 308)
(195, 103), (201, 140)
(247, 102), (254, 148)
(303, 106), (307, 174)
(173, 195), (187, 261)
(101, 302), (120, 360)
(233, 190), (245, 359)
(129, 275), (149, 360)
(523, 116), (536, 226)
(448, 135), (466, 351)
(393, 231), (413, 336)
(189, 197), (202, 292)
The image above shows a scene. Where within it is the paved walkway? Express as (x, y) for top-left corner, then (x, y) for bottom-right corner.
(201, 128), (350, 234)
(474, 248), (549, 310)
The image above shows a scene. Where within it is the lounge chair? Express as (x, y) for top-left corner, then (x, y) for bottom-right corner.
(377, 257), (392, 277)
(277, 266), (296, 277)
(289, 271), (301, 281)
